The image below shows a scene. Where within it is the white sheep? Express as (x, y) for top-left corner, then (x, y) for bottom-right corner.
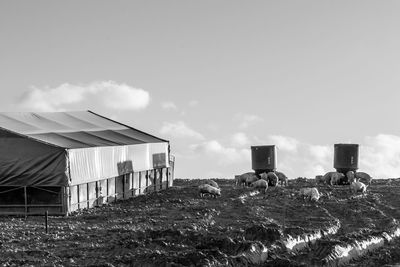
(259, 172), (268, 181)
(299, 187), (320, 202)
(354, 171), (372, 186)
(346, 171), (355, 183)
(259, 172), (279, 187)
(350, 180), (367, 194)
(275, 171), (288, 186)
(198, 184), (221, 198)
(250, 179), (268, 194)
(245, 173), (259, 187)
(267, 172), (279, 187)
(330, 172), (345, 185)
(323, 171), (345, 185)
(204, 179), (219, 188)
(322, 172), (335, 184)
(235, 172), (257, 187)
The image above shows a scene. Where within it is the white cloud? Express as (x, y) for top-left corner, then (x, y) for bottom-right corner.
(303, 164), (327, 178)
(230, 132), (251, 147)
(188, 100), (199, 107)
(361, 134), (400, 178)
(160, 121), (204, 140)
(269, 135), (299, 152)
(308, 145), (332, 163)
(18, 81), (150, 111)
(234, 113), (263, 129)
(190, 140), (250, 165)
(161, 101), (178, 110)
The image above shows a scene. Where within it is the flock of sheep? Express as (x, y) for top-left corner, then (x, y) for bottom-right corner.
(197, 171), (288, 198)
(318, 170), (371, 193)
(197, 170), (372, 202)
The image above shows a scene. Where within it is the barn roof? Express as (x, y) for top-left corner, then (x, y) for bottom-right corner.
(0, 110), (167, 149)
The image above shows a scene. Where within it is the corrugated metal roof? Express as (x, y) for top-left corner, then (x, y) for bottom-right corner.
(0, 110), (167, 148)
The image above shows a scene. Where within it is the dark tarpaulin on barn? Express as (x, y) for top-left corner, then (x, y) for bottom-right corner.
(0, 111), (169, 187)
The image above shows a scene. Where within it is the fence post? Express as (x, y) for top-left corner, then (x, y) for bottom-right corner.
(24, 186), (27, 218)
(45, 210), (48, 233)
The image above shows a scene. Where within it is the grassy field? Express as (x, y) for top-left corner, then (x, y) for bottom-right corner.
(1, 178), (400, 266)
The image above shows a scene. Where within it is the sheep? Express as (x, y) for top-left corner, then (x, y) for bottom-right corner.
(350, 180), (367, 194)
(250, 179), (268, 194)
(323, 171), (345, 185)
(322, 172), (336, 184)
(259, 172), (278, 187)
(299, 187), (320, 202)
(346, 171), (355, 183)
(204, 179), (219, 188)
(354, 171), (372, 186)
(235, 175), (247, 187)
(245, 173), (259, 187)
(330, 172), (345, 185)
(235, 172), (258, 187)
(259, 172), (268, 182)
(275, 171), (288, 186)
(198, 184), (221, 198)
(264, 172), (279, 187)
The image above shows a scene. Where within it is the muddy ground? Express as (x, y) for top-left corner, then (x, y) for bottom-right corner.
(1, 178), (400, 267)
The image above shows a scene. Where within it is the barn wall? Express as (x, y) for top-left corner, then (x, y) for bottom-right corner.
(66, 164), (174, 215)
(68, 142), (169, 186)
(0, 156), (175, 216)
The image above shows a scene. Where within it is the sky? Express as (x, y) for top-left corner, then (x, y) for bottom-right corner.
(0, 1), (399, 179)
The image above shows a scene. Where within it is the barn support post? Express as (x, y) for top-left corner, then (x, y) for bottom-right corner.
(166, 167), (169, 189)
(122, 174), (125, 199)
(67, 186), (71, 215)
(86, 183), (89, 209)
(114, 177), (117, 202)
(146, 171), (149, 193)
(95, 181), (99, 206)
(77, 185), (80, 210)
(153, 170), (157, 192)
(160, 169), (163, 190)
(131, 173), (134, 197)
(106, 179), (109, 202)
(138, 172), (141, 195)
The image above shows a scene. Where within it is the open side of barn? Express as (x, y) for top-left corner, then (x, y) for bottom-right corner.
(0, 111), (174, 215)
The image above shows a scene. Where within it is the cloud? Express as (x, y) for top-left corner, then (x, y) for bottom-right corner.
(303, 164), (327, 178)
(161, 101), (178, 110)
(188, 100), (199, 107)
(18, 81), (150, 111)
(230, 132), (251, 147)
(361, 134), (400, 178)
(308, 145), (332, 163)
(269, 135), (299, 152)
(234, 113), (263, 129)
(190, 140), (250, 165)
(160, 121), (204, 140)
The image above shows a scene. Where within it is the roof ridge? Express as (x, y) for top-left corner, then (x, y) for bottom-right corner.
(87, 110), (169, 143)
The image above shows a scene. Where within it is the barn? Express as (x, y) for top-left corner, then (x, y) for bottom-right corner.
(0, 111), (174, 215)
